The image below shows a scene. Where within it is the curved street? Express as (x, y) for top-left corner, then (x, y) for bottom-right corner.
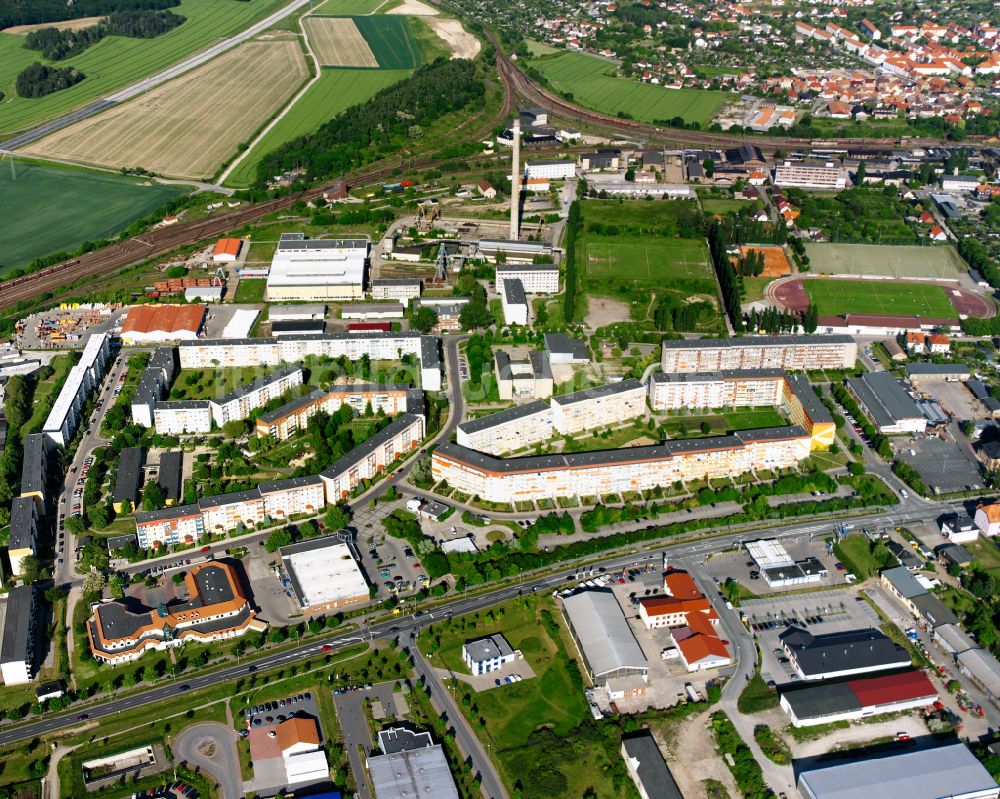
(173, 721), (242, 799)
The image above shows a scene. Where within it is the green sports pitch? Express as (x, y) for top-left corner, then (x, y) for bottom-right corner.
(804, 280), (958, 317)
(805, 242), (968, 279)
(583, 236), (714, 289)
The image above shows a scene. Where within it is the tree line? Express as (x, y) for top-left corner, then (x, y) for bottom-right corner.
(255, 59), (485, 188)
(23, 9), (184, 60)
(0, 0), (178, 28)
(16, 62), (84, 97)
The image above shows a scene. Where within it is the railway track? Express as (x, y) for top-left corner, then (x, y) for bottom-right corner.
(494, 43), (981, 152)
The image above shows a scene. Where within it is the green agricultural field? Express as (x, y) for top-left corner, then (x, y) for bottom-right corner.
(0, 0), (292, 137)
(529, 51), (730, 125)
(805, 242), (968, 279)
(225, 68), (411, 187)
(353, 15), (418, 68)
(312, 0), (387, 12)
(0, 161), (185, 274)
(805, 279), (958, 317)
(526, 39), (560, 56)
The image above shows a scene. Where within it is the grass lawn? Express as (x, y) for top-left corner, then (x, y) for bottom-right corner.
(526, 39), (560, 56)
(832, 534), (896, 579)
(233, 278), (267, 303)
(805, 242), (968, 279)
(805, 280), (957, 318)
(312, 0), (388, 12)
(420, 597), (633, 798)
(0, 161), (186, 274)
(742, 276), (773, 303)
(353, 15), (419, 68)
(225, 68), (412, 187)
(965, 537), (1000, 578)
(0, 0), (294, 136)
(583, 235), (713, 287)
(529, 51), (730, 126)
(661, 408), (786, 439)
(22, 353), (74, 439)
(701, 198), (750, 213)
(169, 366), (270, 400)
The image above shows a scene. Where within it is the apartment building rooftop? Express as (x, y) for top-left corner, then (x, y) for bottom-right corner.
(457, 400), (551, 435)
(552, 378), (643, 406)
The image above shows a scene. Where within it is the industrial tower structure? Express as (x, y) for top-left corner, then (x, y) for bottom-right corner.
(509, 119), (521, 240)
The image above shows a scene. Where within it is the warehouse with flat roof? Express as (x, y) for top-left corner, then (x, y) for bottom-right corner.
(797, 743), (998, 799)
(779, 669), (937, 727)
(846, 371), (927, 434)
(280, 535), (369, 612)
(267, 233), (368, 301)
(561, 590), (648, 686)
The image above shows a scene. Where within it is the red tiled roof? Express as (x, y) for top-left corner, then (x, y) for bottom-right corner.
(665, 571), (701, 600)
(214, 238), (241, 257)
(847, 670), (937, 707)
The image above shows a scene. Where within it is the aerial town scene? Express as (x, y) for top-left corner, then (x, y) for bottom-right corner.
(8, 0), (1000, 797)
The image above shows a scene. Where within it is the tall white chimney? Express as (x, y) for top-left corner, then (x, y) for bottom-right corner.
(509, 119), (521, 240)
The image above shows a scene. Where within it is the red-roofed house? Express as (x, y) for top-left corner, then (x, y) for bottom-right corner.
(929, 225), (948, 241)
(927, 334), (951, 353)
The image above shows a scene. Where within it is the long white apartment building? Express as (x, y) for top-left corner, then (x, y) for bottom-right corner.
(320, 413), (425, 502)
(433, 426), (811, 503)
(266, 233), (368, 301)
(154, 401), (212, 435)
(649, 370), (836, 449)
(661, 335), (857, 373)
(135, 475), (328, 549)
(457, 400), (554, 455)
(255, 384), (421, 440)
(455, 379), (645, 456)
(495, 264), (560, 293)
(177, 332), (441, 391)
(773, 162), (847, 190)
(208, 365), (303, 426)
(551, 379), (645, 435)
(42, 332), (111, 446)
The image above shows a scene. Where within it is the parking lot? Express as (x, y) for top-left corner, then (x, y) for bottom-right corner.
(741, 588), (880, 686)
(895, 434), (984, 494)
(917, 379), (980, 420)
(351, 496), (430, 602)
(243, 690), (320, 731)
(703, 536), (851, 593)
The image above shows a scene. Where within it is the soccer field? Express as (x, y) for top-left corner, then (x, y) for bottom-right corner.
(584, 236), (713, 287)
(0, 162), (185, 274)
(805, 243), (967, 279)
(805, 280), (958, 317)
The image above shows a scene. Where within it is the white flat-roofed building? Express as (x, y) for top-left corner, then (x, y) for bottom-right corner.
(501, 278), (528, 325)
(280, 535), (369, 612)
(268, 304), (326, 321)
(176, 332), (441, 391)
(266, 233), (368, 301)
(433, 427), (811, 503)
(774, 162), (847, 190)
(341, 303), (405, 320)
(495, 263), (559, 293)
(797, 743), (998, 799)
(320, 414), (425, 503)
(154, 401), (212, 435)
(199, 490), (265, 533)
(135, 504), (204, 549)
(479, 240), (554, 265)
(525, 159), (576, 179)
(256, 384), (417, 440)
(661, 335), (857, 373)
(551, 379), (645, 435)
(367, 741), (460, 799)
(259, 475), (325, 519)
(462, 634), (517, 675)
(456, 400), (553, 455)
(562, 590), (648, 686)
(208, 365), (303, 426)
(649, 369), (784, 410)
(221, 308), (259, 339)
(42, 332), (111, 446)
(371, 279), (421, 302)
(494, 351), (553, 400)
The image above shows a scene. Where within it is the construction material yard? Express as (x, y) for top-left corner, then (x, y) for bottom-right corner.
(23, 39), (308, 180)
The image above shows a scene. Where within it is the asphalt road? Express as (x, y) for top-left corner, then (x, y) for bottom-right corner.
(173, 721), (242, 799)
(0, 497), (959, 749)
(0, 0), (317, 151)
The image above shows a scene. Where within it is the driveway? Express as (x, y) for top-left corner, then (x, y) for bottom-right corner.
(174, 722), (242, 799)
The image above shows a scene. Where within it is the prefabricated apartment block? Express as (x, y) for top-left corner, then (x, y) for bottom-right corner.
(660, 335), (857, 373)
